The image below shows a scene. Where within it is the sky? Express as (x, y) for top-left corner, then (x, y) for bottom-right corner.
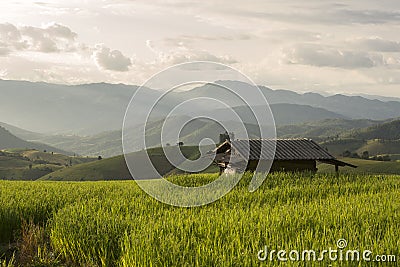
(0, 0), (400, 96)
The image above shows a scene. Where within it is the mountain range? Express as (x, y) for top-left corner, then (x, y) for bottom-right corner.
(2, 79), (400, 136)
(1, 78), (400, 180)
(2, 78), (400, 158)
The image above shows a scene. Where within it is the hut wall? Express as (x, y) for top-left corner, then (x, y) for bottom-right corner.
(246, 160), (317, 172)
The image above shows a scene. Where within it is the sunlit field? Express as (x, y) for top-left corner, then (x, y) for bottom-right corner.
(1, 173), (399, 266)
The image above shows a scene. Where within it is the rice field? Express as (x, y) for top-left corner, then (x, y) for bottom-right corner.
(0, 173), (399, 266)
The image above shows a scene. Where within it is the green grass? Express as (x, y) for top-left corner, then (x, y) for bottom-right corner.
(319, 138), (400, 158)
(318, 157), (400, 174)
(356, 139), (400, 155)
(40, 153), (400, 182)
(39, 155), (132, 181)
(319, 138), (366, 156)
(21, 150), (95, 166)
(0, 166), (62, 181)
(388, 154), (400, 161)
(0, 149), (96, 180)
(40, 146), (217, 181)
(1, 173), (399, 266)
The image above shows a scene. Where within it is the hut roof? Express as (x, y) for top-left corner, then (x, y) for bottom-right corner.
(214, 139), (357, 168)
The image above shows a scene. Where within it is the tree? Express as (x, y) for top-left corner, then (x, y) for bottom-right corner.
(177, 142), (184, 147)
(342, 150), (351, 157)
(361, 151), (369, 160)
(98, 156), (103, 160)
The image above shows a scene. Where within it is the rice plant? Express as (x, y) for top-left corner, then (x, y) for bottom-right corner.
(0, 173), (399, 266)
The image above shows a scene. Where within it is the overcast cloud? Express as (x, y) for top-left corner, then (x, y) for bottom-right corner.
(0, 0), (399, 96)
(93, 44), (132, 72)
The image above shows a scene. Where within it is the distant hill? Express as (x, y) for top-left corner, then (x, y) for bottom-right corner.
(185, 80), (400, 120)
(5, 117), (385, 158)
(0, 126), (72, 155)
(206, 104), (347, 126)
(319, 139), (367, 156)
(260, 86), (400, 120)
(347, 119), (400, 140)
(0, 149), (95, 180)
(271, 104), (347, 124)
(278, 118), (383, 140)
(0, 80), (139, 134)
(319, 119), (400, 157)
(355, 140), (400, 156)
(0, 122), (43, 140)
(2, 116), (396, 159)
(2, 79), (400, 135)
(353, 93), (400, 103)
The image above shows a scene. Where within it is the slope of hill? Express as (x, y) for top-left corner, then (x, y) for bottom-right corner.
(0, 149), (95, 180)
(347, 119), (400, 140)
(30, 131), (123, 158)
(0, 80), (140, 134)
(278, 118), (383, 140)
(39, 155), (131, 181)
(0, 122), (43, 140)
(271, 104), (347, 124)
(206, 104), (347, 126)
(318, 158), (400, 174)
(319, 139), (367, 156)
(320, 138), (400, 158)
(355, 140), (400, 156)
(39, 146), (216, 181)
(39, 149), (400, 181)
(318, 119), (400, 157)
(259, 86), (400, 120)
(0, 126), (72, 155)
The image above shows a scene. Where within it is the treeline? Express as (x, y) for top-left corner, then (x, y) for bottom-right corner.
(342, 150), (391, 161)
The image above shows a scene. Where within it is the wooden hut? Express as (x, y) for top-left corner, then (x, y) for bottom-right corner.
(212, 139), (357, 174)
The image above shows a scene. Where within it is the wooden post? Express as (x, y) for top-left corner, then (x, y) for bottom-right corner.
(335, 164), (339, 173)
(219, 166), (223, 175)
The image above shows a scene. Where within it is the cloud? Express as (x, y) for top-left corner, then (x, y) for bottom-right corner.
(0, 22), (78, 53)
(147, 40), (237, 65)
(20, 23), (78, 53)
(198, 2), (400, 26)
(93, 44), (132, 71)
(159, 49), (237, 65)
(0, 23), (27, 51)
(284, 44), (377, 69)
(163, 33), (253, 46)
(1, 22), (134, 73)
(353, 37), (400, 52)
(0, 47), (11, 56)
(338, 9), (400, 25)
